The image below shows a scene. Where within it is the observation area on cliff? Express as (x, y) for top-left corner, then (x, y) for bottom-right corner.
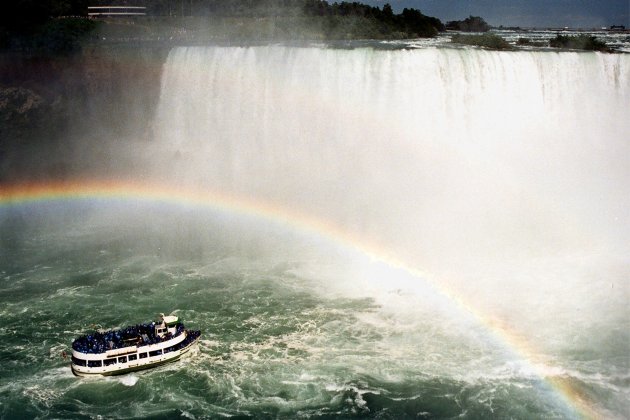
(88, 6), (146, 17)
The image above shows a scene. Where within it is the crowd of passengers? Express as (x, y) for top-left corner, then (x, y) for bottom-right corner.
(72, 322), (185, 354)
(71, 329), (202, 368)
(179, 330), (201, 349)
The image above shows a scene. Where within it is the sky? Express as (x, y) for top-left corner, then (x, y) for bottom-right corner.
(362, 0), (629, 28)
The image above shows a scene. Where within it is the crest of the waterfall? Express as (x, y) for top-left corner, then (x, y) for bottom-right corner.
(151, 45), (629, 329)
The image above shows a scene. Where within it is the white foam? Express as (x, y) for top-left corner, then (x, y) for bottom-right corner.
(119, 374), (139, 387)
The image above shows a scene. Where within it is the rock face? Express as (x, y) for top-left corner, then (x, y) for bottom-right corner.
(0, 87), (45, 139)
(0, 45), (169, 181)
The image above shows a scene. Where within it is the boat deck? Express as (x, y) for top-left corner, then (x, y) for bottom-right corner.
(72, 322), (185, 354)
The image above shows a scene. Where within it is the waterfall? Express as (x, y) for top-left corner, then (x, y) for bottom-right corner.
(152, 46), (629, 325)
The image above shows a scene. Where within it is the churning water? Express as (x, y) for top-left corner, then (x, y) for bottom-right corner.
(1, 44), (629, 418)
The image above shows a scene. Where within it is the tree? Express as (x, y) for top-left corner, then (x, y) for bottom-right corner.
(382, 3), (393, 17)
(446, 15), (489, 32)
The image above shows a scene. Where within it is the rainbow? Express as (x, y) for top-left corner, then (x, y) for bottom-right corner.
(0, 179), (598, 419)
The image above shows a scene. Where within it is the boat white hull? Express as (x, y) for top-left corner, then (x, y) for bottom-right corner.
(71, 336), (199, 377)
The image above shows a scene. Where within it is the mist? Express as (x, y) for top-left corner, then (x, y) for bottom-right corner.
(15, 44), (625, 349)
(4, 43), (628, 358)
(141, 46), (630, 324)
(1, 29), (629, 418)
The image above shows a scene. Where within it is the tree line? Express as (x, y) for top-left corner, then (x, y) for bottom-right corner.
(445, 16), (489, 32)
(1, 1), (446, 51)
(2, 0), (443, 31)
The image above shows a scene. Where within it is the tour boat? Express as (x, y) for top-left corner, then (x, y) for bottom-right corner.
(70, 314), (200, 376)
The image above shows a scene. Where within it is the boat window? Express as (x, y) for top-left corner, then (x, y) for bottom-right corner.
(88, 360), (102, 368)
(129, 354), (137, 361)
(139, 352), (147, 359)
(118, 356), (127, 363)
(148, 349), (162, 357)
(104, 358), (117, 366)
(71, 356), (87, 367)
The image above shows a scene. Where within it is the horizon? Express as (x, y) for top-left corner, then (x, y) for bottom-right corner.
(362, 0), (629, 29)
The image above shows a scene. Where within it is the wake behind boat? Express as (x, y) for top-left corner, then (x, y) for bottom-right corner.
(70, 313), (200, 376)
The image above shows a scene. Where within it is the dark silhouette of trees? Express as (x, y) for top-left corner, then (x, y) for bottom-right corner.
(382, 3), (393, 18)
(446, 16), (489, 32)
(549, 34), (609, 51)
(1, 0), (445, 50)
(451, 33), (511, 50)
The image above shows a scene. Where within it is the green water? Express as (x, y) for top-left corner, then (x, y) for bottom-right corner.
(0, 201), (626, 419)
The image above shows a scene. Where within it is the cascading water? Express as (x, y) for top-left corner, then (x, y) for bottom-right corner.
(149, 46), (630, 416)
(154, 47), (629, 262)
(1, 45), (628, 419)
(153, 46), (629, 324)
